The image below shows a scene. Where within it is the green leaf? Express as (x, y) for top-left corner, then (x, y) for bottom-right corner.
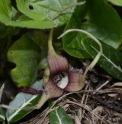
(63, 0), (90, 58)
(0, 107), (5, 122)
(0, 0), (77, 29)
(0, 0), (13, 23)
(64, 31), (122, 80)
(0, 0), (13, 18)
(12, 18), (56, 29)
(0, 0), (56, 29)
(84, 0), (122, 48)
(0, 22), (8, 38)
(83, 38), (122, 80)
(0, 0), (56, 28)
(16, 0), (46, 21)
(63, 32), (91, 58)
(107, 0), (122, 6)
(27, 30), (48, 57)
(49, 106), (74, 124)
(7, 35), (40, 87)
(6, 79), (43, 123)
(16, 0), (76, 24)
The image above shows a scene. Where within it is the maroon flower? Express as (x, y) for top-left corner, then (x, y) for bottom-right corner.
(20, 29), (84, 109)
(32, 30), (85, 109)
(44, 50), (84, 98)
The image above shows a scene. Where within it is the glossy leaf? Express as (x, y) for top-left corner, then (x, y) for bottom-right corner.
(7, 35), (40, 87)
(84, 0), (122, 48)
(17, 0), (76, 23)
(63, 32), (122, 80)
(0, 0), (56, 28)
(63, 0), (90, 58)
(63, 0), (122, 80)
(107, 0), (122, 6)
(0, 107), (5, 122)
(0, 0), (77, 29)
(49, 106), (74, 124)
(6, 79), (43, 123)
(83, 38), (122, 80)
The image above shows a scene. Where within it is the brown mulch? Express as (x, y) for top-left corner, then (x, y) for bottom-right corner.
(20, 71), (122, 124)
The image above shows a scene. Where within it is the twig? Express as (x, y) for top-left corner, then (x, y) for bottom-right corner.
(67, 100), (107, 124)
(96, 78), (112, 91)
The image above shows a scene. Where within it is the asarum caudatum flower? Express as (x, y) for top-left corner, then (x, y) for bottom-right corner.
(42, 29), (84, 99)
(45, 49), (84, 98)
(19, 29), (84, 109)
(31, 29), (85, 109)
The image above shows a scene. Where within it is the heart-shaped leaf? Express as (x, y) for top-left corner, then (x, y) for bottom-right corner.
(0, 0), (77, 29)
(84, 0), (122, 48)
(49, 106), (74, 124)
(6, 79), (43, 123)
(7, 35), (40, 87)
(16, 0), (78, 26)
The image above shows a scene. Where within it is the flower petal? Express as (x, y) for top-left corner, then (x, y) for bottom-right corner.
(31, 78), (64, 109)
(48, 50), (69, 75)
(64, 71), (84, 92)
(19, 87), (43, 94)
(45, 77), (64, 98)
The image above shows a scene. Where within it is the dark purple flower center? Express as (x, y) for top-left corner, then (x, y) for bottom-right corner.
(53, 72), (64, 84)
(53, 72), (68, 89)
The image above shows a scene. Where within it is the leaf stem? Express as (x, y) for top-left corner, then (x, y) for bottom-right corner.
(58, 29), (102, 82)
